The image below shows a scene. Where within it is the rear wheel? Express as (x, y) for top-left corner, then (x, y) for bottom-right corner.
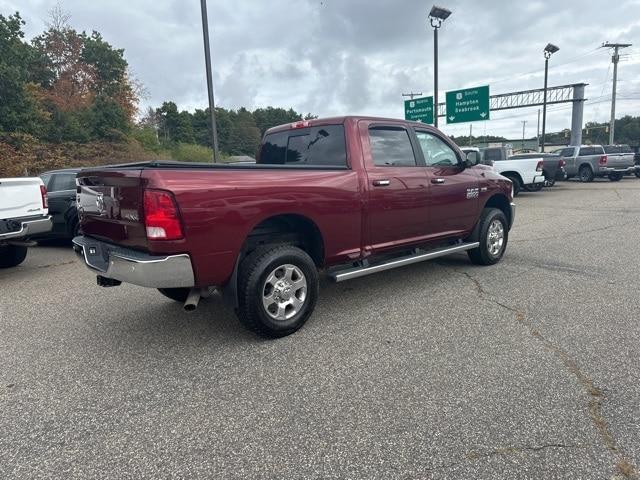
(0, 245), (28, 268)
(237, 244), (318, 338)
(635, 169), (640, 179)
(503, 174), (521, 196)
(579, 165), (594, 182)
(158, 288), (191, 303)
(544, 177), (556, 187)
(468, 208), (509, 266)
(608, 172), (623, 182)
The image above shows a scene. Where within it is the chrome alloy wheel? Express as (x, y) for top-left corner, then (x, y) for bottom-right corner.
(262, 264), (307, 321)
(487, 219), (505, 257)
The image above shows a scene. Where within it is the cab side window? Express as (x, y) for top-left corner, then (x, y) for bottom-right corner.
(48, 174), (76, 192)
(415, 131), (459, 167)
(369, 127), (417, 167)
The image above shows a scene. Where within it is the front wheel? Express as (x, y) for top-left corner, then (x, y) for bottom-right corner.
(0, 245), (28, 268)
(237, 245), (319, 338)
(468, 208), (509, 266)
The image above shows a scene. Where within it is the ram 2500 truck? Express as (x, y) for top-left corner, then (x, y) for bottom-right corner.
(0, 177), (52, 268)
(73, 116), (515, 337)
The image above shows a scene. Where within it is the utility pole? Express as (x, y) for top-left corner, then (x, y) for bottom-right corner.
(536, 109), (540, 151)
(602, 42), (632, 145)
(521, 120), (527, 150)
(428, 6), (452, 129)
(402, 92), (423, 100)
(469, 124), (472, 146)
(200, 0), (220, 163)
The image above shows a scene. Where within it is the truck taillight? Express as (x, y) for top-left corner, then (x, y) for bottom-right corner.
(143, 189), (183, 240)
(291, 120), (310, 129)
(40, 185), (48, 209)
(559, 159), (566, 167)
(599, 155), (608, 166)
(536, 161), (543, 172)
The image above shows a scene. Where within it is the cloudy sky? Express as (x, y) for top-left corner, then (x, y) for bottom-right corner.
(3, 0), (639, 139)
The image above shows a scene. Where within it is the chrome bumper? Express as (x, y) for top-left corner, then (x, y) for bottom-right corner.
(599, 165), (639, 174)
(0, 216), (52, 241)
(72, 236), (195, 288)
(509, 202), (516, 230)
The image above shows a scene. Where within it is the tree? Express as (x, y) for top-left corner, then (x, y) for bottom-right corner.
(0, 13), (48, 133)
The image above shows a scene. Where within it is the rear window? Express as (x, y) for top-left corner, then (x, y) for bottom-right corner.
(604, 145), (620, 154)
(48, 173), (77, 192)
(483, 148), (503, 161)
(620, 145), (632, 153)
(259, 125), (347, 167)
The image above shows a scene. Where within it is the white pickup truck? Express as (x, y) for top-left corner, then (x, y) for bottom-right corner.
(0, 177), (52, 268)
(461, 146), (545, 196)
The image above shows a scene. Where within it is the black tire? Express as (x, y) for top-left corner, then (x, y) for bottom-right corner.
(158, 288), (191, 303)
(545, 177), (556, 187)
(579, 165), (594, 182)
(635, 170), (640, 179)
(504, 174), (521, 196)
(237, 244), (319, 338)
(608, 172), (623, 182)
(0, 245), (28, 269)
(468, 208), (509, 266)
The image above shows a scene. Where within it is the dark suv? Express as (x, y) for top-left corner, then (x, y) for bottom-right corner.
(38, 168), (81, 240)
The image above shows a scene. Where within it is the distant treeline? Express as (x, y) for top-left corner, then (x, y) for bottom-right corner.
(0, 9), (314, 172)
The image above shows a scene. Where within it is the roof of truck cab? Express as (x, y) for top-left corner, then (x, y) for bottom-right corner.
(41, 168), (83, 174)
(264, 116), (438, 135)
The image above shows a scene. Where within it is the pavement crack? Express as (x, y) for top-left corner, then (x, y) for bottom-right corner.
(466, 443), (584, 461)
(37, 260), (76, 269)
(455, 270), (639, 479)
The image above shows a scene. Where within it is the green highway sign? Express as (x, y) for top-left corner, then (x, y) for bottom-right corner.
(445, 85), (490, 124)
(404, 96), (434, 124)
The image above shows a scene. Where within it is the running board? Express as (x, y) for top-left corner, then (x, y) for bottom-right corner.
(330, 242), (480, 283)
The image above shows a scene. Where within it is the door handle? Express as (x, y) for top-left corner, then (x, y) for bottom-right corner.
(373, 179), (390, 186)
(431, 178), (445, 184)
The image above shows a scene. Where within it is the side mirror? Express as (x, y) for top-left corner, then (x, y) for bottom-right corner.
(464, 151), (480, 168)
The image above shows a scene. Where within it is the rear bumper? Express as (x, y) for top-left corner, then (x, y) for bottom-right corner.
(599, 165), (639, 175)
(526, 174), (545, 185)
(72, 236), (195, 288)
(0, 216), (52, 241)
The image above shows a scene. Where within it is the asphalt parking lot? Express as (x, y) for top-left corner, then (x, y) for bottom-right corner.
(1, 179), (639, 479)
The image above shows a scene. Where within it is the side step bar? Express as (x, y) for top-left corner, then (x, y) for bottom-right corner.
(330, 242), (480, 283)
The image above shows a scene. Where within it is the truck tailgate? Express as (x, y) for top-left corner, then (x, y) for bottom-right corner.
(0, 177), (46, 220)
(77, 169), (148, 250)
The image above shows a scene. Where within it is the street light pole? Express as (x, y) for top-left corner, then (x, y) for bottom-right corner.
(200, 0), (220, 163)
(428, 5), (451, 129)
(541, 43), (559, 152)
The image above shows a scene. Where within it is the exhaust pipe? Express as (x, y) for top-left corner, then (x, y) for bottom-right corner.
(184, 288), (201, 312)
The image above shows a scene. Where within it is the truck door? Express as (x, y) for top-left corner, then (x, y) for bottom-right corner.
(413, 129), (479, 237)
(360, 122), (430, 253)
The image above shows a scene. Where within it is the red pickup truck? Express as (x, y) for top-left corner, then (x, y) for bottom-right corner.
(73, 116), (514, 337)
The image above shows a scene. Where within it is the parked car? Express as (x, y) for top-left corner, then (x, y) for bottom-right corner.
(633, 145), (640, 178)
(509, 152), (567, 187)
(478, 146), (545, 195)
(73, 116), (515, 337)
(603, 145), (636, 177)
(38, 168), (81, 240)
(0, 177), (52, 268)
(553, 145), (638, 182)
